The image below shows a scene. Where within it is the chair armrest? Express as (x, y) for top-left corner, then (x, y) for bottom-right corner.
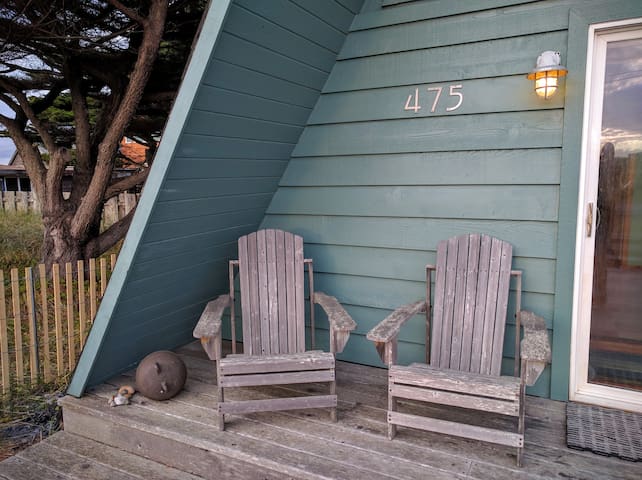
(193, 294), (232, 360)
(366, 300), (426, 344)
(314, 291), (356, 354)
(519, 311), (551, 386)
(366, 300), (426, 365)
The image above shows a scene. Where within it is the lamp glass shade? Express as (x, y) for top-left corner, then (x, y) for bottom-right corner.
(534, 71), (560, 99)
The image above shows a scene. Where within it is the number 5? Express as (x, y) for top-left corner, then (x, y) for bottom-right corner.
(446, 84), (463, 112)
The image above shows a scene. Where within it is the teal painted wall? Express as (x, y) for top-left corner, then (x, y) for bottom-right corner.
(68, 0), (364, 395)
(261, 0), (642, 400)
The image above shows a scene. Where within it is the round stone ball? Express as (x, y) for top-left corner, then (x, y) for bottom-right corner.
(135, 350), (187, 401)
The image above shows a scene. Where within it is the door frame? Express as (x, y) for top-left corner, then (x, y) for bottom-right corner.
(570, 17), (642, 413)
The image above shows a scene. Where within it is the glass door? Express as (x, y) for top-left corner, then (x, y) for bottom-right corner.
(573, 22), (642, 412)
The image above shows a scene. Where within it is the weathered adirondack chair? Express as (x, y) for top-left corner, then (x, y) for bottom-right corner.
(366, 234), (551, 466)
(193, 229), (356, 430)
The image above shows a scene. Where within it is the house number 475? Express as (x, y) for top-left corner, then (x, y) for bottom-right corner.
(404, 84), (464, 113)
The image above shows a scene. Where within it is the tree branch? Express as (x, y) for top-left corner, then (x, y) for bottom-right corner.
(0, 113), (47, 196)
(31, 81), (65, 115)
(0, 76), (57, 153)
(83, 207), (137, 259)
(64, 59), (90, 164)
(107, 0), (146, 25)
(105, 168), (149, 200)
(0, 93), (22, 114)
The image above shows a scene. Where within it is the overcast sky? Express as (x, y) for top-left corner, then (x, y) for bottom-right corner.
(0, 102), (15, 165)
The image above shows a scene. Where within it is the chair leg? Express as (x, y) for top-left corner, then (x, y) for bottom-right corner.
(517, 382), (526, 467)
(388, 393), (397, 440)
(217, 361), (225, 431)
(330, 379), (337, 422)
(217, 391), (225, 431)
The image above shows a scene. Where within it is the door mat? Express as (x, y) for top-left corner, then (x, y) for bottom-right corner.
(566, 402), (642, 461)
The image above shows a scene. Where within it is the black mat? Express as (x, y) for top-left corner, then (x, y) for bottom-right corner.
(566, 402), (642, 461)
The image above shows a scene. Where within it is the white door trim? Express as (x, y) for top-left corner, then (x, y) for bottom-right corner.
(570, 18), (642, 413)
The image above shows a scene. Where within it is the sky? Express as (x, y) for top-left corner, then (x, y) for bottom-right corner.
(0, 102), (16, 164)
(601, 38), (642, 158)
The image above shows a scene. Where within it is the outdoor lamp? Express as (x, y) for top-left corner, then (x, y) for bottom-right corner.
(527, 51), (568, 99)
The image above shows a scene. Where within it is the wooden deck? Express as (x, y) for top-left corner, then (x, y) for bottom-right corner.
(1, 341), (641, 479)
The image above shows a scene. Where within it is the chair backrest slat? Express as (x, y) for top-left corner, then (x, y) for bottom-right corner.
(489, 239), (513, 375)
(430, 240), (448, 365)
(275, 230), (289, 352)
(238, 229), (306, 355)
(470, 234), (492, 373)
(430, 234), (513, 376)
(459, 233), (481, 370)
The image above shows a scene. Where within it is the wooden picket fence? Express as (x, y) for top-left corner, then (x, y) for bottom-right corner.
(0, 191), (139, 228)
(0, 255), (117, 393)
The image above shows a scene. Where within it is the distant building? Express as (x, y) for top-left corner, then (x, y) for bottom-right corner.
(0, 151), (31, 192)
(0, 138), (149, 192)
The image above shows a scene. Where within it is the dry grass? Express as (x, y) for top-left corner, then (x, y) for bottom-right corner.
(0, 211), (43, 271)
(0, 381), (66, 460)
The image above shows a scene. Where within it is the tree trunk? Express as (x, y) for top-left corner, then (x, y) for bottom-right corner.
(41, 213), (85, 266)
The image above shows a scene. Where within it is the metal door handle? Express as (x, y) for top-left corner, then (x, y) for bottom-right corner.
(586, 202), (594, 237)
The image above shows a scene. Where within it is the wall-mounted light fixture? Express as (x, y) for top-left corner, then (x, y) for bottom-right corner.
(527, 51), (568, 99)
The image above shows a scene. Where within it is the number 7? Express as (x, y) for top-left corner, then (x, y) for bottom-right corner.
(427, 87), (442, 113)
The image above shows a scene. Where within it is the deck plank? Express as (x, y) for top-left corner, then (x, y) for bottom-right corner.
(91, 383), (452, 480)
(0, 456), (72, 480)
(103, 357), (642, 480)
(3, 341), (641, 480)
(175, 349), (641, 478)
(15, 440), (140, 480)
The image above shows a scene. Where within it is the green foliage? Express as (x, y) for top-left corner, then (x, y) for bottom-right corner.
(35, 93), (101, 128)
(0, 211), (43, 270)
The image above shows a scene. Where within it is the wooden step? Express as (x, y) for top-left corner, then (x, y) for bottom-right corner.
(0, 431), (200, 480)
(56, 371), (473, 480)
(59, 394), (306, 479)
(59, 387), (450, 480)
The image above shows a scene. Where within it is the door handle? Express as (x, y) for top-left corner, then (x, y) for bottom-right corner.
(586, 202), (594, 237)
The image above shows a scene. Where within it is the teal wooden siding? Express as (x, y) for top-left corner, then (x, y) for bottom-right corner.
(68, 0), (363, 395)
(262, 0), (627, 399)
(69, 0), (642, 401)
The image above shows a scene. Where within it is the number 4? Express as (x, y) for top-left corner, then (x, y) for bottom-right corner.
(404, 88), (421, 113)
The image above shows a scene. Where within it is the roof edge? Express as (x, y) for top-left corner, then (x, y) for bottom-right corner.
(67, 0), (233, 397)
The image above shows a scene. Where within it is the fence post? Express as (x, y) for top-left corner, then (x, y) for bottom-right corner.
(77, 260), (86, 350)
(0, 271), (10, 393)
(10, 268), (24, 384)
(65, 262), (75, 369)
(39, 264), (51, 382)
(26, 267), (40, 382)
(89, 258), (97, 320)
(52, 263), (64, 376)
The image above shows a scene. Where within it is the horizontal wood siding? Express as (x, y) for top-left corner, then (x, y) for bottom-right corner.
(82, 0), (361, 388)
(261, 0), (590, 398)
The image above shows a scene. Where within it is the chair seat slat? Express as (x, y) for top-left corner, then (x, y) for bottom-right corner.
(390, 363), (520, 400)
